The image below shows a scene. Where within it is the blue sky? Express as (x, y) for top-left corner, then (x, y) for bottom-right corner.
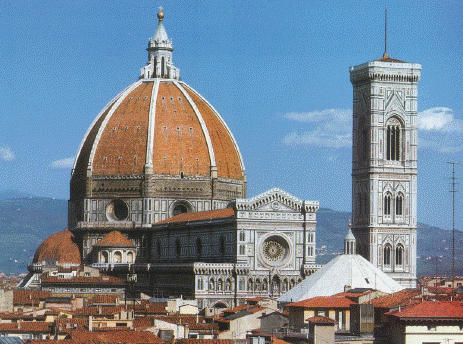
(0, 1), (461, 230)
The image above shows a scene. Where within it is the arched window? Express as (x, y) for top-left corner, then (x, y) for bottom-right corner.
(248, 278), (254, 291)
(290, 279), (296, 288)
(239, 245), (245, 255)
(396, 193), (403, 216)
(173, 204), (188, 216)
(384, 245), (392, 265)
(239, 231), (245, 241)
(113, 251), (122, 263)
(209, 278), (215, 291)
(220, 236), (225, 256)
(196, 238), (202, 258)
(396, 245), (404, 266)
(175, 238), (181, 257)
(217, 278), (223, 291)
(225, 278), (232, 292)
(386, 119), (401, 161)
(154, 57), (157, 77)
(157, 240), (161, 258)
(100, 251), (108, 263)
(127, 251), (134, 264)
(161, 57), (165, 77)
(282, 278), (289, 292)
(255, 279), (261, 291)
(384, 193), (392, 215)
(271, 276), (280, 294)
(363, 193), (368, 215)
(262, 279), (268, 291)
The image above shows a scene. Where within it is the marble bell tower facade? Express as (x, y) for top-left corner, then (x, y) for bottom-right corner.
(350, 53), (421, 288)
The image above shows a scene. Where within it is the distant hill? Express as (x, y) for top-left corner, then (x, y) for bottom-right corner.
(0, 194), (460, 276)
(0, 190), (34, 200)
(315, 208), (463, 276)
(0, 197), (67, 274)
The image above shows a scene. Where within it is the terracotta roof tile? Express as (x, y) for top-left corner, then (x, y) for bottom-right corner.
(176, 340), (235, 344)
(271, 337), (292, 344)
(69, 329), (164, 344)
(369, 289), (420, 309)
(183, 84), (244, 179)
(374, 55), (406, 63)
(94, 231), (134, 248)
(132, 302), (168, 315)
(152, 82), (211, 176)
(156, 208), (235, 225)
(72, 306), (125, 316)
(307, 316), (336, 324)
(287, 296), (355, 309)
(387, 301), (463, 319)
(93, 82), (153, 175)
(74, 80), (245, 181)
(13, 289), (51, 305)
(89, 294), (121, 305)
(33, 229), (81, 265)
(0, 321), (52, 333)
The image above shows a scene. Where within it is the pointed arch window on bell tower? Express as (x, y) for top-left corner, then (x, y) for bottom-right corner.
(386, 118), (402, 161)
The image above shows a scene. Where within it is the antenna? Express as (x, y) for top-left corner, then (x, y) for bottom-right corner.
(383, 7), (388, 58)
(447, 161), (459, 282)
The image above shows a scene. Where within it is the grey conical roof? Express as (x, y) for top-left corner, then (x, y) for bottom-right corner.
(278, 254), (404, 303)
(345, 228), (355, 241)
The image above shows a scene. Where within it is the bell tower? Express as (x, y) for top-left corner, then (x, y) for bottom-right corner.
(349, 36), (421, 287)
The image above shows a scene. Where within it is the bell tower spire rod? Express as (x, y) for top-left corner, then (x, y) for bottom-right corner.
(383, 7), (388, 58)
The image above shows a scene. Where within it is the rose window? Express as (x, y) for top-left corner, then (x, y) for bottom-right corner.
(260, 235), (290, 266)
(263, 240), (286, 261)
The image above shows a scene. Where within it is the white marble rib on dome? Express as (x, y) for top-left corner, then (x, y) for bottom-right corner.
(278, 254), (404, 303)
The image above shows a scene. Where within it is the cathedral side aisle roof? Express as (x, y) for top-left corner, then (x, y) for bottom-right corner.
(278, 254), (404, 303)
(156, 208), (235, 225)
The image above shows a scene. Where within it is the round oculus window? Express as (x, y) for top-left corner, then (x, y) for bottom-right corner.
(260, 235), (290, 266)
(106, 199), (129, 221)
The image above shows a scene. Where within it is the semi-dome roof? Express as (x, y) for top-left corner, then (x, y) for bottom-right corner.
(94, 231), (135, 248)
(72, 80), (245, 180)
(33, 229), (81, 265)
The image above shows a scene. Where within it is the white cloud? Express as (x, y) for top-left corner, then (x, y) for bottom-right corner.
(418, 107), (462, 131)
(282, 107), (463, 154)
(283, 109), (352, 148)
(51, 157), (74, 169)
(0, 146), (15, 161)
(418, 107), (463, 153)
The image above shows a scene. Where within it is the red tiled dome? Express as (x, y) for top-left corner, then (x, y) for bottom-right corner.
(72, 80), (245, 180)
(94, 231), (135, 248)
(33, 229), (81, 265)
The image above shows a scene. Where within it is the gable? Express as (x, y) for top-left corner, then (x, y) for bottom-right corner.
(234, 188), (318, 213)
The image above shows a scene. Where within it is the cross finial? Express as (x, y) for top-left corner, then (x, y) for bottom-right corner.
(157, 6), (164, 21)
(383, 7), (388, 58)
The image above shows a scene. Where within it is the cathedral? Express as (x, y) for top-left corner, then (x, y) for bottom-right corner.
(23, 9), (421, 307)
(24, 10), (320, 309)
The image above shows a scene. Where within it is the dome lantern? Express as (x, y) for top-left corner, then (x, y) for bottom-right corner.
(141, 8), (180, 80)
(344, 221), (356, 255)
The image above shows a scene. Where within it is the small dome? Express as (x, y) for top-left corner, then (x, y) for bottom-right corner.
(33, 229), (81, 265)
(94, 231), (134, 248)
